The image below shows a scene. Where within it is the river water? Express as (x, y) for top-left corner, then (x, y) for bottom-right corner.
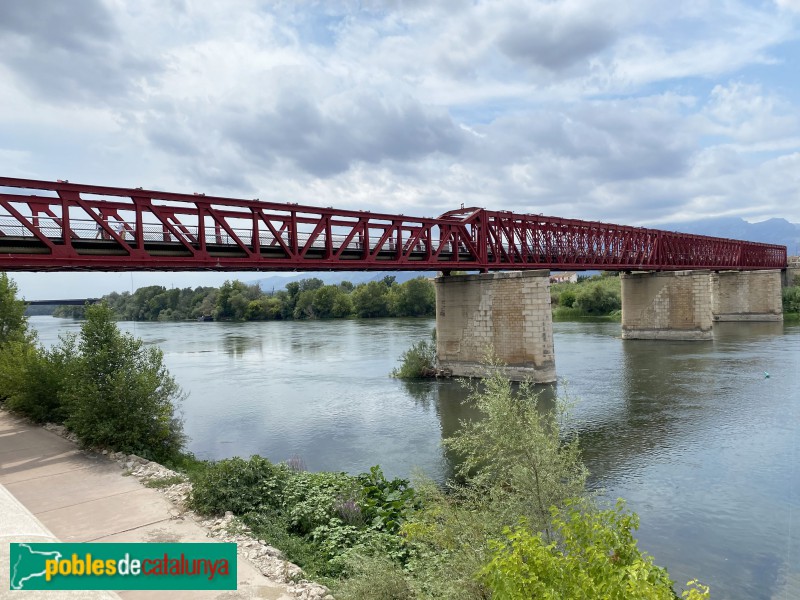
(29, 316), (799, 600)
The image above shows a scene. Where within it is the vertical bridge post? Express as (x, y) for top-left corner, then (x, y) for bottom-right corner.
(434, 271), (555, 383)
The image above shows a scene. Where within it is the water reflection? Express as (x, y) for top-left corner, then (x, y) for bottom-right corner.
(221, 334), (263, 357)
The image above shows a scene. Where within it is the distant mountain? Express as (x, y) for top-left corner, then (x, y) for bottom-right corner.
(251, 271), (438, 292)
(659, 217), (800, 254)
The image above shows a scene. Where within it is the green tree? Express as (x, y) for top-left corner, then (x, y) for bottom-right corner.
(0, 273), (28, 345)
(574, 280), (621, 315)
(0, 273), (38, 404)
(293, 289), (316, 319)
(215, 280), (259, 321)
(332, 292), (353, 318)
(352, 282), (390, 318)
(312, 285), (343, 318)
(392, 277), (435, 317)
(62, 303), (186, 462)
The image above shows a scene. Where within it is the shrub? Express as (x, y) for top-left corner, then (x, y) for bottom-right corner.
(574, 279), (621, 315)
(444, 358), (586, 531)
(62, 303), (186, 463)
(480, 499), (710, 600)
(782, 286), (800, 313)
(335, 555), (415, 600)
(391, 339), (436, 379)
(283, 470), (359, 534)
(558, 288), (576, 308)
(189, 455), (290, 515)
(3, 335), (76, 423)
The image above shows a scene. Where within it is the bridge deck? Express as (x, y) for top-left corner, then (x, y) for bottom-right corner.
(0, 177), (787, 272)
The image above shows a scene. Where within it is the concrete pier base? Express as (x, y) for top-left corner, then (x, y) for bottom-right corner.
(434, 270), (555, 383)
(621, 270), (713, 340)
(711, 270), (783, 322)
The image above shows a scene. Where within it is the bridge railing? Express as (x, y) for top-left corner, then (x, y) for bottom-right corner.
(0, 177), (787, 271)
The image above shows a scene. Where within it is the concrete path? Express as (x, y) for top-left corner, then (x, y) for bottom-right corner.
(0, 410), (294, 599)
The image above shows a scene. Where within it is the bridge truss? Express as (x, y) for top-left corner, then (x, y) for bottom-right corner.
(0, 178), (787, 272)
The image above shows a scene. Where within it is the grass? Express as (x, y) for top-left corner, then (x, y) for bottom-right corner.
(144, 475), (187, 488)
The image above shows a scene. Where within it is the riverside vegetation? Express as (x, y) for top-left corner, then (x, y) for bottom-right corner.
(53, 276), (436, 322)
(49, 272), (624, 323)
(2, 272), (710, 598)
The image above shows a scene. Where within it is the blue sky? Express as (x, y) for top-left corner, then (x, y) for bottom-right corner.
(2, 0), (800, 297)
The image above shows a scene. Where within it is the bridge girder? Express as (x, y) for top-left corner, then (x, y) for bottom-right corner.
(0, 178), (787, 272)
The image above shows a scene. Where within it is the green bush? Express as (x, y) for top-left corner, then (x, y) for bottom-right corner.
(558, 288), (576, 308)
(444, 359), (586, 531)
(283, 470), (358, 534)
(357, 466), (417, 533)
(396, 356), (587, 599)
(782, 286), (800, 314)
(3, 336), (76, 423)
(391, 339), (436, 379)
(62, 303), (186, 463)
(480, 499), (710, 600)
(335, 555), (416, 600)
(574, 279), (621, 315)
(189, 455), (290, 515)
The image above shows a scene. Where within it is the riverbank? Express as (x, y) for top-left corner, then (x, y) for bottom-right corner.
(0, 408), (331, 599)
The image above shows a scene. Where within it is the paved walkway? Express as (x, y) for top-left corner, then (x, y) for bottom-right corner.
(0, 410), (294, 599)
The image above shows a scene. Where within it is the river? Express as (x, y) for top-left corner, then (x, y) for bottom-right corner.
(29, 315), (799, 600)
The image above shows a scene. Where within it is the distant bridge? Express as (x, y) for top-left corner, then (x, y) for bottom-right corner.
(26, 298), (101, 306)
(0, 178), (787, 272)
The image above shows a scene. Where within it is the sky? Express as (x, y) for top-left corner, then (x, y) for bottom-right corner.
(2, 0), (800, 298)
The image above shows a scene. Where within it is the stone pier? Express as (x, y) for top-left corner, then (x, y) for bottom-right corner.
(620, 270), (713, 340)
(711, 270), (783, 321)
(434, 270), (555, 382)
(784, 256), (800, 287)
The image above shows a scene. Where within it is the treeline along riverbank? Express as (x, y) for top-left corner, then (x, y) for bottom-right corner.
(53, 276), (436, 321)
(48, 272), (628, 323)
(41, 269), (800, 323)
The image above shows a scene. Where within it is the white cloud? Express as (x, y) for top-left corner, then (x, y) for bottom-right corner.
(1, 0), (800, 234)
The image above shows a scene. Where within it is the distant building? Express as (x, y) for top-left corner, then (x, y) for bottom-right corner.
(549, 272), (578, 284)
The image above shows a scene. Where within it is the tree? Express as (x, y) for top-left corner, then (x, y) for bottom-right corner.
(574, 280), (620, 315)
(215, 280), (259, 320)
(392, 277), (435, 317)
(312, 285), (343, 318)
(62, 303), (186, 463)
(444, 357), (586, 532)
(0, 273), (37, 404)
(0, 273), (28, 345)
(352, 281), (390, 318)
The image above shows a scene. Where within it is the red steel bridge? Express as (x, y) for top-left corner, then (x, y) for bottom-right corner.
(0, 177), (787, 272)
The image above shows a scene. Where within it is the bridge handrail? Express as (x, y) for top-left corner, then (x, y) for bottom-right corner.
(0, 178), (787, 271)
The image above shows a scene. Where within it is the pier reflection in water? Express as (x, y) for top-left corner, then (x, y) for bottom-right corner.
(29, 316), (799, 600)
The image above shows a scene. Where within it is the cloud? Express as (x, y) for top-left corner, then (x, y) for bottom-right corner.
(495, 2), (617, 71)
(2, 0), (800, 232)
(775, 0), (800, 12)
(0, 0), (158, 104)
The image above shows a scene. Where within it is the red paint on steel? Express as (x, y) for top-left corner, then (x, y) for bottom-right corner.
(0, 177), (787, 272)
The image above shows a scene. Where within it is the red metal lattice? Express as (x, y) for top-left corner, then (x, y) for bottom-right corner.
(0, 178), (787, 272)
